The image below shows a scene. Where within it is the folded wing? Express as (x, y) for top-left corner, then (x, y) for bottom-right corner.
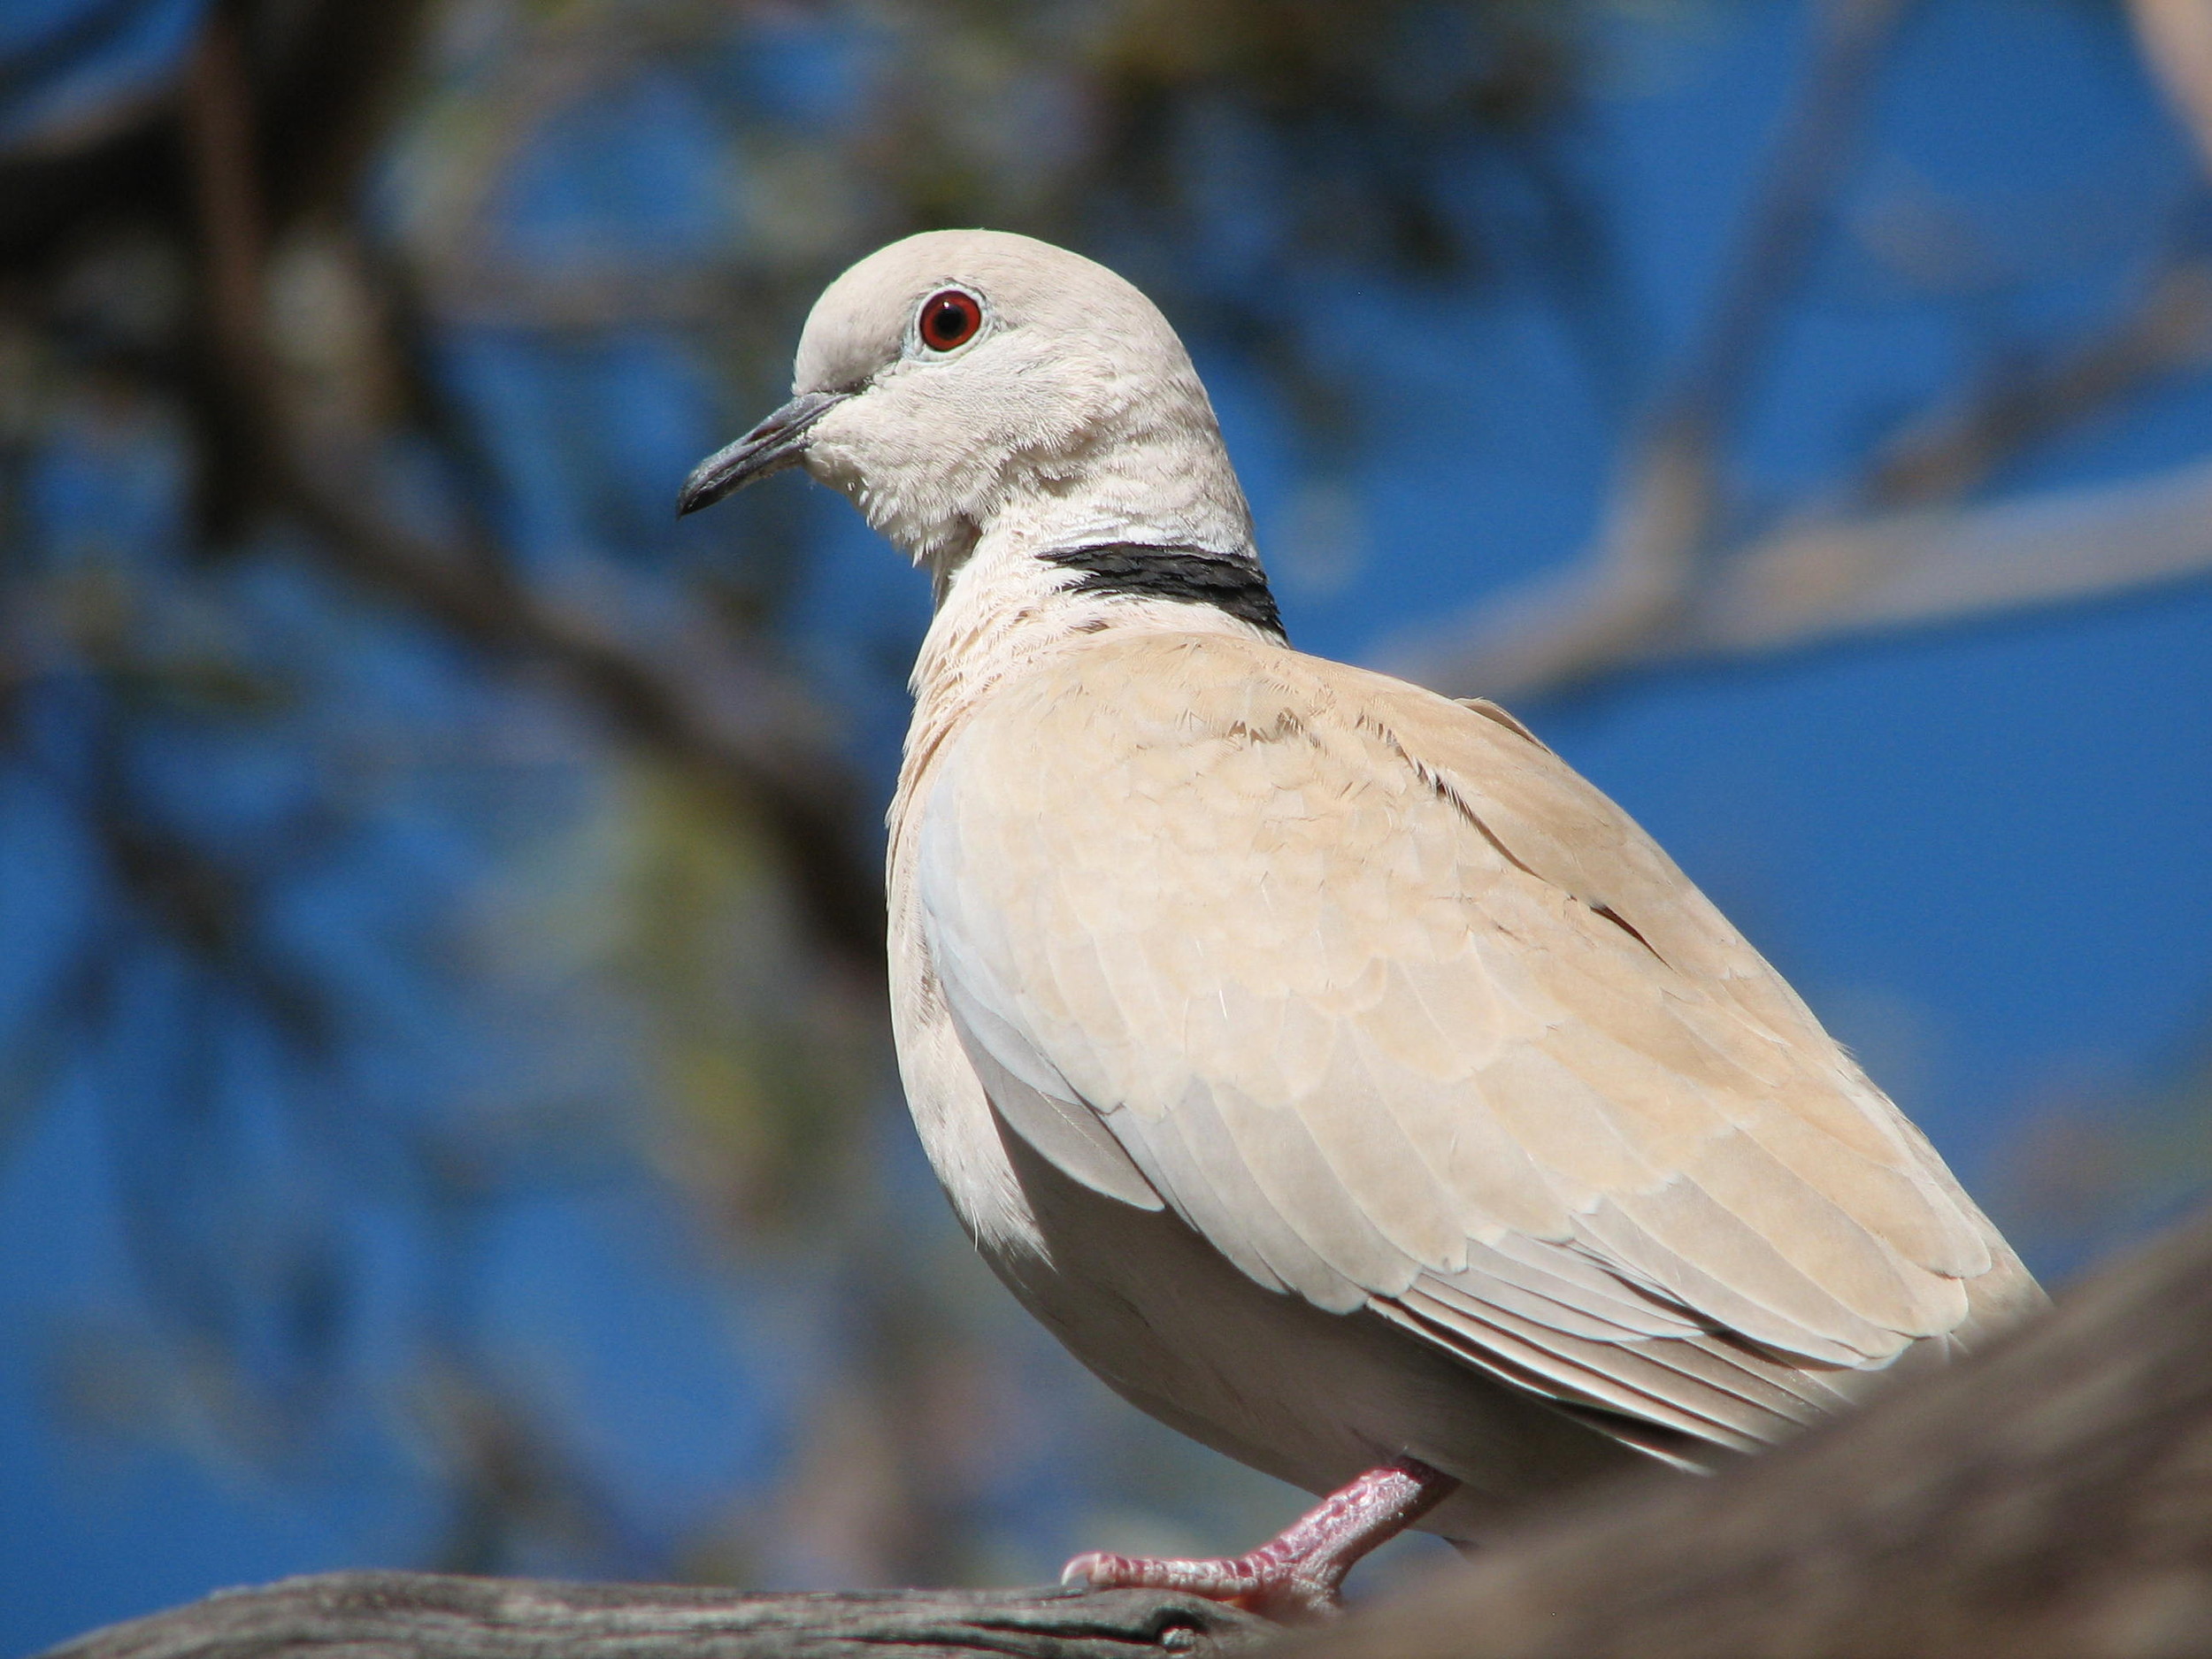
(918, 632), (2041, 1458)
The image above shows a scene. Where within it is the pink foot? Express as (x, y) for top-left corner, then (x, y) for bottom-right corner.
(1060, 1456), (1457, 1623)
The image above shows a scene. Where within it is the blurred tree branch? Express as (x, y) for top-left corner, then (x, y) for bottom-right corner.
(1398, 0), (1916, 695)
(1402, 0), (2212, 698)
(173, 4), (883, 975)
(1618, 446), (2212, 661)
(0, 0), (904, 1586)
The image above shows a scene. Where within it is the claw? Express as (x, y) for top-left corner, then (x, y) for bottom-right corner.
(1058, 1457), (1455, 1624)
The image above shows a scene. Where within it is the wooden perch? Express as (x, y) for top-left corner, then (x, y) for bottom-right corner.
(45, 1202), (2212, 1659)
(40, 1576), (1272, 1659)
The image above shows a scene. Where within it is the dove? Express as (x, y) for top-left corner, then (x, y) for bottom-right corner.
(678, 229), (2046, 1619)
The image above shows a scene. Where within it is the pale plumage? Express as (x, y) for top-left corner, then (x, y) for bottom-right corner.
(680, 227), (2045, 1613)
(912, 631), (2038, 1473)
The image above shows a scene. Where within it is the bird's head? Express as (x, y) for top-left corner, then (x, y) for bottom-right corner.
(679, 230), (1256, 594)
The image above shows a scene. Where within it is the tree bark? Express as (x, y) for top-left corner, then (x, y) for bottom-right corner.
(40, 1575), (1272, 1659)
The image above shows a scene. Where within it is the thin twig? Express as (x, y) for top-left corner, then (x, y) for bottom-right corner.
(1863, 257), (2212, 509)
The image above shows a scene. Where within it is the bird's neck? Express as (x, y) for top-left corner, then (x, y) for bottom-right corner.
(898, 518), (1279, 814)
(893, 419), (1269, 818)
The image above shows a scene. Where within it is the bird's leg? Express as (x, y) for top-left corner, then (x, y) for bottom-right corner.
(1061, 1455), (1457, 1623)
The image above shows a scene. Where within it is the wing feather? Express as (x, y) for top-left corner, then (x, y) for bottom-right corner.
(916, 630), (2041, 1454)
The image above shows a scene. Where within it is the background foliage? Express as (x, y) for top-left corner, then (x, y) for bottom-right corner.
(4, 0), (2211, 1650)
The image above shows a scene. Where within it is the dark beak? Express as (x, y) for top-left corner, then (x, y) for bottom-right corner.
(676, 389), (851, 517)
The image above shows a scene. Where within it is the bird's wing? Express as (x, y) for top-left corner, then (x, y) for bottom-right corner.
(917, 631), (2040, 1454)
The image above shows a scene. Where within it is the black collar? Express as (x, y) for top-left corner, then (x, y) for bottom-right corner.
(1038, 542), (1286, 641)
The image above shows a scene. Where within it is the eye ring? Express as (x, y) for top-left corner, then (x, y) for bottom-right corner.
(918, 288), (983, 353)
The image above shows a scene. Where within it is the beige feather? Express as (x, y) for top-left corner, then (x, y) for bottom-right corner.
(918, 627), (2043, 1454)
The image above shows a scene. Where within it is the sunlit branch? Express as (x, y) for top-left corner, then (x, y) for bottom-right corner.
(1634, 452), (2212, 664)
(42, 1578), (1271, 1659)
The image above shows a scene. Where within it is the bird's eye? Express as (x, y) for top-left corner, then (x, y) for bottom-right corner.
(918, 289), (983, 352)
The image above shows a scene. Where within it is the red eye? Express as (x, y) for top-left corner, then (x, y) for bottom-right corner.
(918, 288), (982, 351)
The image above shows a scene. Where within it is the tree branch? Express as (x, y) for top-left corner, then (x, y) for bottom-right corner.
(1389, 290), (2212, 694)
(1862, 257), (2212, 511)
(1411, 0), (1917, 696)
(1401, 1), (2212, 701)
(40, 1576), (1271, 1659)
(1657, 450), (2212, 659)
(1386, 447), (2212, 686)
